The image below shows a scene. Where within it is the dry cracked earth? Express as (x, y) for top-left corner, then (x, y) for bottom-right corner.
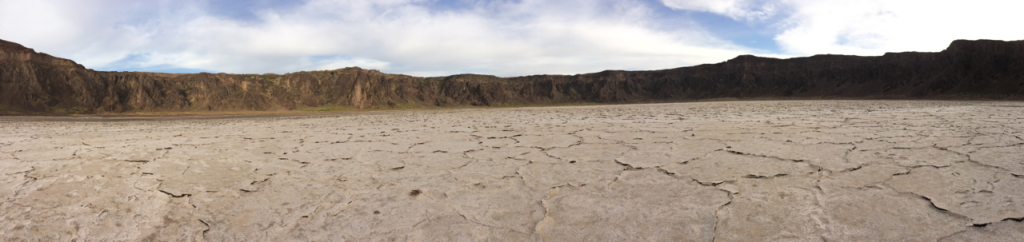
(2, 100), (1024, 241)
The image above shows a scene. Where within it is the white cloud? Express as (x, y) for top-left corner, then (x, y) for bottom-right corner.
(0, 0), (754, 76)
(773, 0), (1024, 56)
(661, 0), (778, 21)
(661, 0), (1024, 57)
(5, 0), (1023, 77)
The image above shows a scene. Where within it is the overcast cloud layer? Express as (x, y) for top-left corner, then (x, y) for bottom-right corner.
(1, 0), (1022, 77)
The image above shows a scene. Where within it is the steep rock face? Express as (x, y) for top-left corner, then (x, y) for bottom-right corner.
(1, 39), (1023, 114)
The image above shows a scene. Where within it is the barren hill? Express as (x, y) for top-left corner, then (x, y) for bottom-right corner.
(1, 39), (1023, 114)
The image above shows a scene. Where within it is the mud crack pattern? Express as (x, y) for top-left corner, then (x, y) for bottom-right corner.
(1, 100), (1023, 241)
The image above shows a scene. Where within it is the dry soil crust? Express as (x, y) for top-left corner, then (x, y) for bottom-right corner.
(1, 100), (1024, 241)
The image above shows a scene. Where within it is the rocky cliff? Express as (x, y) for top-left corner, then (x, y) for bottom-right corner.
(1, 39), (1023, 114)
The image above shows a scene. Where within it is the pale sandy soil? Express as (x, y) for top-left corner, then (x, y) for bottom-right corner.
(1, 100), (1024, 241)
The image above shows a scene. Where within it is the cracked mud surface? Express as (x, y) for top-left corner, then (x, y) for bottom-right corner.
(2, 100), (1024, 241)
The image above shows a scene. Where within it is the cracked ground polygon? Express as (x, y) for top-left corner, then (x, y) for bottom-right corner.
(1, 100), (1024, 241)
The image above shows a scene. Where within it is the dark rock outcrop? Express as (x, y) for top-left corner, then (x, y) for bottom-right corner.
(2, 39), (1023, 114)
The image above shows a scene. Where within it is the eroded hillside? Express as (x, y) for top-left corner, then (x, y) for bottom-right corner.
(1, 39), (1023, 114)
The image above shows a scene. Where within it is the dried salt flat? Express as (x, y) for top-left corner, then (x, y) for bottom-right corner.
(1, 100), (1024, 241)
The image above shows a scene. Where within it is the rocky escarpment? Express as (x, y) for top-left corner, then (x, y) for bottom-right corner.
(1, 39), (1023, 114)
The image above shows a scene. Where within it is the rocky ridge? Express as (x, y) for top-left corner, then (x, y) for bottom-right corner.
(1, 39), (1023, 114)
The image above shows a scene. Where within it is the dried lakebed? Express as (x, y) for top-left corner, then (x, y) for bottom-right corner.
(2, 100), (1024, 241)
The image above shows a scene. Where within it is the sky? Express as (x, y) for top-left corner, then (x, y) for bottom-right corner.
(1, 0), (1022, 77)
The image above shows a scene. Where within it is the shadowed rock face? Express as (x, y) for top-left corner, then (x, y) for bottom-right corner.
(1, 39), (1023, 114)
